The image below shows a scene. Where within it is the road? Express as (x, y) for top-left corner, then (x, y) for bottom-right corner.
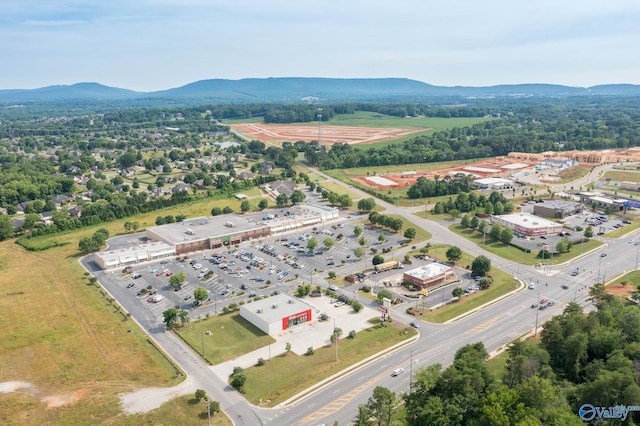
(88, 163), (640, 425)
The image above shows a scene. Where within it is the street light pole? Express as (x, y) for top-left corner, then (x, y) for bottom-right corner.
(334, 318), (338, 362)
(409, 348), (413, 394)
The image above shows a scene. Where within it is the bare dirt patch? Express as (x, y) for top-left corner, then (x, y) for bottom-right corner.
(230, 123), (425, 145)
(119, 375), (195, 414)
(607, 282), (636, 298)
(357, 157), (536, 190)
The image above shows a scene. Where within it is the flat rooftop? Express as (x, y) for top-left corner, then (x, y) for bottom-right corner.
(495, 213), (561, 229)
(404, 263), (453, 280)
(148, 215), (269, 245)
(536, 200), (583, 209)
(241, 294), (315, 324)
(474, 177), (513, 185)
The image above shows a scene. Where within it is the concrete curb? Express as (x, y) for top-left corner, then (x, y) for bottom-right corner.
(275, 332), (419, 408)
(443, 278), (526, 324)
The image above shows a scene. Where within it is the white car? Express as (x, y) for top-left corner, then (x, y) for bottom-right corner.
(391, 368), (405, 377)
(528, 283), (535, 290)
(334, 301), (346, 307)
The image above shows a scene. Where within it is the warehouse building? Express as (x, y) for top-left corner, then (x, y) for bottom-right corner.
(490, 213), (563, 237)
(402, 263), (456, 289)
(473, 177), (514, 190)
(240, 294), (315, 335)
(94, 241), (175, 270)
(533, 200), (583, 219)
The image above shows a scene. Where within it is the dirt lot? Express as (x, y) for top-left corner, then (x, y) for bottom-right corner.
(356, 157), (536, 189)
(230, 123), (425, 145)
(607, 281), (636, 298)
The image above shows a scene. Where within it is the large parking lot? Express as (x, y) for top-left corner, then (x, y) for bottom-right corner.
(90, 216), (407, 322)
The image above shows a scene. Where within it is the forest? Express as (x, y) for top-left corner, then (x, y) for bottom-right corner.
(355, 288), (640, 425)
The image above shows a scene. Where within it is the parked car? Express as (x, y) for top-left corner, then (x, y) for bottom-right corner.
(561, 284), (569, 289)
(410, 322), (419, 328)
(126, 282), (135, 289)
(571, 271), (579, 276)
(132, 273), (142, 279)
(335, 301), (346, 307)
(166, 271), (174, 276)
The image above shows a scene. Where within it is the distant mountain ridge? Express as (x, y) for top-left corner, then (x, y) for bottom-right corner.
(1, 78), (640, 104)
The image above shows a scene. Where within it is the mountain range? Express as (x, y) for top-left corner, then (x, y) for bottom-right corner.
(1, 78), (640, 104)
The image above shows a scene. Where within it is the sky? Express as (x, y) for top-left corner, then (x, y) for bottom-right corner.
(2, 0), (640, 92)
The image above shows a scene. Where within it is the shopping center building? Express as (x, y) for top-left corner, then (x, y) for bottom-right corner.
(93, 203), (339, 270)
(490, 213), (563, 237)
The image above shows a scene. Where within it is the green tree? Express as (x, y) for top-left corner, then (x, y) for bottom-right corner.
(470, 215), (479, 229)
(354, 247), (366, 259)
(0, 216), (15, 241)
(354, 225), (363, 236)
(275, 193), (289, 207)
(377, 289), (393, 304)
(584, 225), (594, 238)
(240, 200), (251, 213)
(307, 237), (319, 252)
(352, 301), (363, 313)
(460, 214), (470, 228)
(499, 227), (514, 244)
(330, 327), (343, 343)
(452, 286), (464, 299)
(354, 404), (372, 426)
(258, 199), (268, 210)
(211, 207), (222, 216)
(290, 189), (306, 204)
(357, 198), (376, 212)
(372, 254), (385, 265)
(229, 366), (247, 393)
(446, 246), (462, 263)
(478, 219), (488, 234)
(169, 270), (187, 289)
(222, 206), (234, 214)
(323, 237), (334, 250)
(556, 237), (572, 253)
(479, 276), (493, 289)
(489, 223), (503, 241)
(404, 227), (417, 240)
(194, 287), (208, 302)
(366, 386), (397, 426)
(472, 255), (492, 277)
(194, 389), (207, 401)
(162, 308), (178, 328)
(378, 232), (386, 243)
(339, 194), (353, 208)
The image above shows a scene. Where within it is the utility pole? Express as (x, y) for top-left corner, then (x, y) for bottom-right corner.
(534, 291), (541, 337)
(409, 348), (413, 394)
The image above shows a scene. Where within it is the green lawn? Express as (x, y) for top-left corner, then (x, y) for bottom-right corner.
(113, 395), (231, 426)
(602, 170), (640, 183)
(612, 270), (640, 285)
(325, 158), (488, 178)
(420, 263), (518, 324)
(318, 111), (491, 130)
(317, 181), (360, 199)
(449, 224), (603, 265)
(602, 220), (640, 238)
(556, 166), (592, 184)
(242, 319), (417, 406)
(176, 313), (275, 364)
(386, 214), (433, 243)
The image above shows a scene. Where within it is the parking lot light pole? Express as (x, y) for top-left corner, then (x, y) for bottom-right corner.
(334, 318), (338, 362)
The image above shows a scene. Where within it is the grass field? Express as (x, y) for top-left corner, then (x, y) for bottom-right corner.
(112, 395), (231, 426)
(602, 170), (640, 183)
(449, 224), (603, 265)
(556, 166), (592, 184)
(242, 319), (416, 406)
(0, 238), (183, 424)
(386, 214), (433, 243)
(0, 193), (293, 423)
(325, 158), (487, 179)
(325, 112), (491, 130)
(602, 220), (640, 238)
(316, 181), (360, 199)
(613, 270), (640, 285)
(175, 313), (276, 364)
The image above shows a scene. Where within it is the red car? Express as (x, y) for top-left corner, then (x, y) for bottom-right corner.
(166, 271), (173, 277)
(156, 270), (164, 276)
